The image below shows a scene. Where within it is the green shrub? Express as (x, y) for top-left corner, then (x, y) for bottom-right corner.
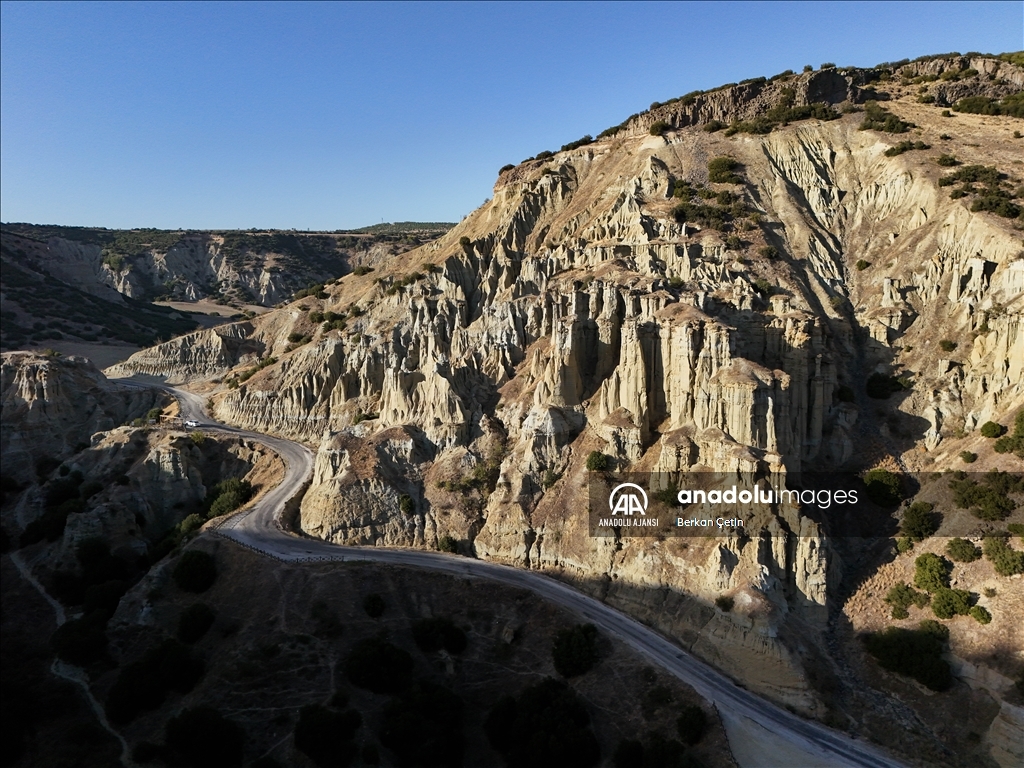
(344, 638), (413, 694)
(938, 339), (957, 353)
(649, 120), (671, 136)
(759, 245), (779, 260)
(983, 536), (1024, 576)
(884, 140), (930, 157)
(708, 157), (742, 184)
(552, 624), (599, 678)
(499, 164), (515, 174)
(969, 606), (992, 625)
(931, 587), (971, 619)
(172, 550), (217, 593)
(953, 93), (1024, 117)
(294, 704), (361, 768)
(585, 451), (609, 472)
(676, 705), (708, 746)
(484, 678), (599, 768)
(896, 536), (914, 555)
(993, 411), (1024, 457)
(412, 617), (467, 655)
(352, 265), (373, 276)
(863, 625), (951, 691)
(836, 385), (855, 403)
(1008, 523), (1024, 537)
(946, 538), (981, 563)
(855, 259), (871, 270)
(859, 100), (914, 133)
(980, 421), (1006, 438)
(936, 154), (959, 167)
(165, 707), (243, 768)
(959, 451), (977, 464)
(914, 552), (951, 592)
(863, 469), (903, 506)
(884, 582), (929, 619)
(949, 470), (1021, 521)
(438, 535), (459, 553)
(398, 494), (415, 515)
(178, 603), (216, 643)
(363, 593), (386, 618)
(561, 135), (594, 152)
(179, 513), (204, 535)
(715, 595), (734, 612)
(703, 119), (727, 132)
(902, 501), (938, 540)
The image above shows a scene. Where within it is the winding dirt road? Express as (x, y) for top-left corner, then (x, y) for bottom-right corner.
(129, 379), (905, 768)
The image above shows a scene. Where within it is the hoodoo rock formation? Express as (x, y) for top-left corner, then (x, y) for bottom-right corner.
(108, 56), (1024, 715)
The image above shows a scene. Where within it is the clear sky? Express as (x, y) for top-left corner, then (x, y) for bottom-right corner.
(2, 1), (1021, 230)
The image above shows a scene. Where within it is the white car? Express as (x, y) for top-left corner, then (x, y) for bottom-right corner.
(184, 420), (200, 428)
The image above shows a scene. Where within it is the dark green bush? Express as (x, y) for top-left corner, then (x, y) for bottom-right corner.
(363, 593), (386, 618)
(759, 245), (779, 260)
(902, 501), (938, 541)
(983, 536), (1024, 576)
(172, 550), (217, 593)
(206, 478), (254, 518)
(859, 100), (914, 133)
(938, 339), (957, 352)
(931, 587), (971, 619)
(969, 606), (992, 624)
(855, 259), (871, 270)
(703, 119), (727, 132)
(165, 707), (243, 768)
(561, 135), (594, 152)
(863, 625), (951, 691)
(836, 385), (855, 402)
(863, 469), (903, 506)
(294, 704), (361, 768)
(585, 451), (609, 472)
(949, 470), (1021, 521)
(707, 157), (742, 184)
(981, 421), (1007, 438)
(946, 538), (981, 563)
(914, 553), (951, 593)
(953, 93), (1024, 117)
(344, 638), (413, 694)
(993, 411), (1024, 458)
(178, 603), (216, 644)
(884, 583), (929, 619)
(412, 617), (467, 655)
(649, 121), (671, 136)
(552, 623), (599, 678)
(715, 595), (734, 612)
(936, 154), (959, 167)
(438, 534), (459, 553)
(499, 164), (515, 174)
(484, 678), (600, 768)
(884, 140), (930, 157)
(398, 494), (414, 515)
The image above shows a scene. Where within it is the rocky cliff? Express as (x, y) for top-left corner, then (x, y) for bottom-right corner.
(109, 56), (1024, 718)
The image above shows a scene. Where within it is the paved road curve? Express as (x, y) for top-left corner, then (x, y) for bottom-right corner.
(124, 379), (905, 768)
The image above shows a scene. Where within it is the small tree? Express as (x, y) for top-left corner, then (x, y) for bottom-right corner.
(980, 421), (1006, 438)
(946, 538), (981, 562)
(363, 593), (386, 618)
(585, 451), (609, 472)
(901, 501), (938, 541)
(913, 552), (951, 593)
(959, 451), (977, 464)
(969, 606), (992, 624)
(649, 120), (671, 136)
(931, 587), (971, 619)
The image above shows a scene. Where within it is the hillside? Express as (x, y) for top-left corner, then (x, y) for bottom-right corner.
(5, 52), (1024, 767)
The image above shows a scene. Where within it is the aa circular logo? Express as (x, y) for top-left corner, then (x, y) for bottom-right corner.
(608, 483), (648, 516)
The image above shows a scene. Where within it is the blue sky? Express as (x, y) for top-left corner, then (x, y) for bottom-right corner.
(2, 1), (1021, 230)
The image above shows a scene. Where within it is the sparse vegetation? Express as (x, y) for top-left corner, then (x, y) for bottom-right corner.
(884, 583), (929, 619)
(953, 93), (1024, 117)
(859, 101), (915, 133)
(938, 339), (957, 352)
(380, 682), (464, 768)
(884, 140), (929, 157)
(866, 372), (911, 399)
(106, 639), (205, 724)
(707, 156), (742, 184)
(949, 470), (1022, 521)
(993, 411), (1024, 457)
(983, 535), (1024, 576)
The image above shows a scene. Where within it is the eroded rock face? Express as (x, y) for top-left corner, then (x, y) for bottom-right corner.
(108, 58), (1024, 709)
(0, 352), (161, 482)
